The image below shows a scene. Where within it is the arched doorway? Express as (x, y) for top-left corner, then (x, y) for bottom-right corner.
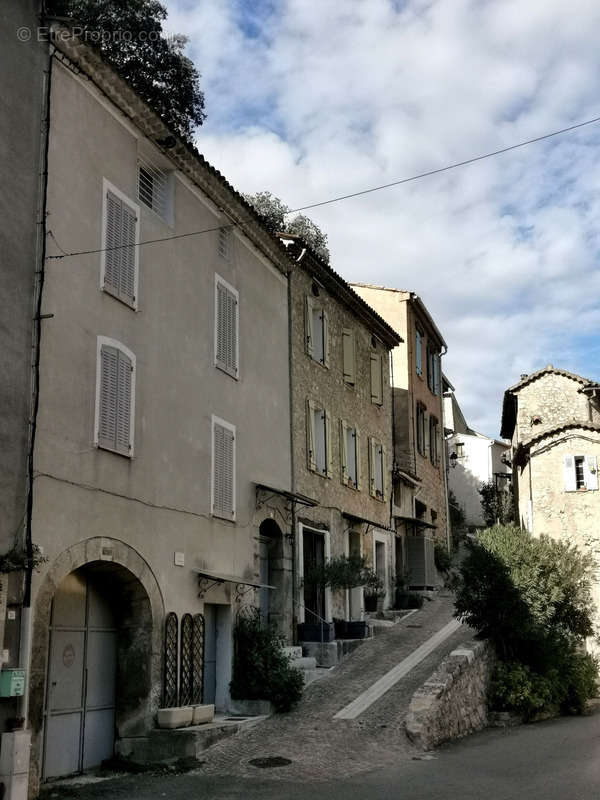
(41, 561), (154, 779)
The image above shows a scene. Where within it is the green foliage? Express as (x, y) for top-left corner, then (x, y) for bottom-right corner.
(434, 541), (452, 573)
(479, 481), (514, 527)
(454, 525), (598, 717)
(0, 544), (46, 574)
(230, 610), (303, 712)
(303, 555), (379, 592)
(244, 191), (330, 263)
(48, 0), (206, 140)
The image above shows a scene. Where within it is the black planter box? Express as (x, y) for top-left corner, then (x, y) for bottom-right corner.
(364, 594), (378, 612)
(297, 622), (335, 642)
(345, 620), (368, 639)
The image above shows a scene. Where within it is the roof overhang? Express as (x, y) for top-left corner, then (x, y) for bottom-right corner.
(394, 514), (437, 530)
(342, 512), (395, 533)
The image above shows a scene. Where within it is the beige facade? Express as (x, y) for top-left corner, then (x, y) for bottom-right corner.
(501, 365), (600, 628)
(282, 243), (400, 623)
(15, 31), (295, 791)
(351, 285), (449, 587)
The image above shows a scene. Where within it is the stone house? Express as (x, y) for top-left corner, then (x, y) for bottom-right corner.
(278, 239), (401, 629)
(350, 285), (449, 588)
(500, 365), (600, 623)
(2, 24), (296, 791)
(444, 381), (511, 530)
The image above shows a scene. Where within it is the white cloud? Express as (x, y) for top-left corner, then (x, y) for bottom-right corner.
(166, 0), (600, 435)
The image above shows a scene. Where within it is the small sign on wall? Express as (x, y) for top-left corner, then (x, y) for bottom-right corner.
(174, 552), (185, 567)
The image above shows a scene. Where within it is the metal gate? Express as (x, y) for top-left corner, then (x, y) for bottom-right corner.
(163, 611), (204, 707)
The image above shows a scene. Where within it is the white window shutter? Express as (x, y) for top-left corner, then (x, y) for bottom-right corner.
(120, 202), (137, 304)
(305, 296), (314, 357)
(381, 445), (387, 500)
(342, 328), (355, 384)
(563, 455), (577, 492)
(115, 350), (132, 454)
(104, 191), (122, 296)
(355, 427), (362, 490)
(213, 423), (235, 518)
(216, 282), (228, 368)
(584, 456), (598, 491)
(307, 400), (316, 471)
(415, 330), (422, 375)
(325, 409), (333, 478)
(340, 419), (348, 483)
(323, 310), (330, 367)
(98, 345), (118, 449)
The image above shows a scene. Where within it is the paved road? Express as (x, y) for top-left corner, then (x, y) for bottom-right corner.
(43, 712), (600, 799)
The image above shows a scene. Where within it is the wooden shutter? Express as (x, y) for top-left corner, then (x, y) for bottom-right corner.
(563, 455), (576, 492)
(104, 191), (122, 297)
(381, 444), (387, 500)
(306, 400), (316, 471)
(323, 310), (330, 367)
(342, 328), (355, 384)
(368, 437), (376, 497)
(434, 354), (441, 396)
(355, 427), (362, 490)
(213, 422), (235, 518)
(216, 282), (238, 376)
(305, 296), (314, 357)
(115, 350), (132, 454)
(98, 345), (118, 450)
(584, 456), (598, 491)
(415, 329), (422, 375)
(340, 420), (348, 483)
(120, 202), (137, 304)
(370, 354), (383, 404)
(325, 409), (333, 478)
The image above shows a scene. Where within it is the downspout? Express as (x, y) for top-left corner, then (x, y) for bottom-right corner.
(20, 40), (54, 724)
(440, 345), (451, 552)
(287, 257), (299, 643)
(389, 351), (396, 528)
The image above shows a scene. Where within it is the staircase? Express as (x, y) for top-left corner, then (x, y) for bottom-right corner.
(282, 646), (318, 685)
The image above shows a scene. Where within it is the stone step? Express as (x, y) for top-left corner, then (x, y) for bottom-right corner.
(282, 645), (303, 660)
(289, 656), (317, 671)
(302, 668), (319, 685)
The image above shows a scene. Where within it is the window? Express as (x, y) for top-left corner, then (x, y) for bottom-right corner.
(307, 400), (331, 477)
(416, 403), (426, 456)
(455, 442), (464, 458)
(217, 227), (231, 260)
(369, 438), (386, 500)
(101, 180), (139, 308)
(427, 349), (440, 395)
(137, 155), (170, 219)
(429, 416), (439, 465)
(415, 328), (423, 376)
(95, 337), (135, 456)
(370, 352), (383, 405)
(341, 421), (361, 488)
(305, 296), (329, 367)
(212, 416), (235, 519)
(564, 455), (598, 492)
(215, 275), (239, 378)
(342, 328), (356, 386)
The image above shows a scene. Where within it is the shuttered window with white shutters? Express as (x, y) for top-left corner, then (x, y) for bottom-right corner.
(563, 454), (598, 491)
(102, 181), (139, 309)
(212, 417), (236, 519)
(215, 276), (239, 378)
(96, 338), (135, 456)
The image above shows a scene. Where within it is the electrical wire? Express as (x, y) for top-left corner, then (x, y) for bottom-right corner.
(286, 114), (600, 213)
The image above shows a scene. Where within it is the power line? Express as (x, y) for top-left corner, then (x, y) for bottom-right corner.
(287, 114), (600, 213)
(46, 222), (229, 261)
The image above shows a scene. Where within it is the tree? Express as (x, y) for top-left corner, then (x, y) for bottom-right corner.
(47, 0), (206, 140)
(479, 480), (514, 527)
(244, 191), (330, 263)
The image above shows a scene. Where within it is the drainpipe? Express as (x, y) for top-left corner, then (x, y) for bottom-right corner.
(20, 39), (54, 724)
(287, 259), (298, 643)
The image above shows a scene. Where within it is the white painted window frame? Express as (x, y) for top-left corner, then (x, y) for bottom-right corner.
(94, 335), (136, 457)
(211, 415), (237, 520)
(297, 523), (331, 624)
(214, 273), (240, 380)
(100, 178), (140, 310)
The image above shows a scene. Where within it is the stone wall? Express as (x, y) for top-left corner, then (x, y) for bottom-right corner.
(405, 639), (495, 750)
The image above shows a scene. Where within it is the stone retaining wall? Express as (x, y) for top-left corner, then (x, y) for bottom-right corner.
(405, 639), (495, 750)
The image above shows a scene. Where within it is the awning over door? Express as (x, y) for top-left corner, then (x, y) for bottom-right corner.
(394, 515), (437, 530)
(193, 568), (275, 590)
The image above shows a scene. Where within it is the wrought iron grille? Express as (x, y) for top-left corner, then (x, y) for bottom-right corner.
(179, 613), (194, 706)
(192, 613), (205, 705)
(163, 612), (178, 708)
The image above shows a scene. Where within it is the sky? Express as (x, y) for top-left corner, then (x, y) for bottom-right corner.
(164, 0), (600, 438)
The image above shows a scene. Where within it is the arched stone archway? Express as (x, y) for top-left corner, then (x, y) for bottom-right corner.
(29, 538), (164, 789)
(258, 519), (292, 637)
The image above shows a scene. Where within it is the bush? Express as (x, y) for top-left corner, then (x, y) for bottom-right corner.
(434, 541), (452, 574)
(230, 610), (303, 712)
(454, 525), (598, 717)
